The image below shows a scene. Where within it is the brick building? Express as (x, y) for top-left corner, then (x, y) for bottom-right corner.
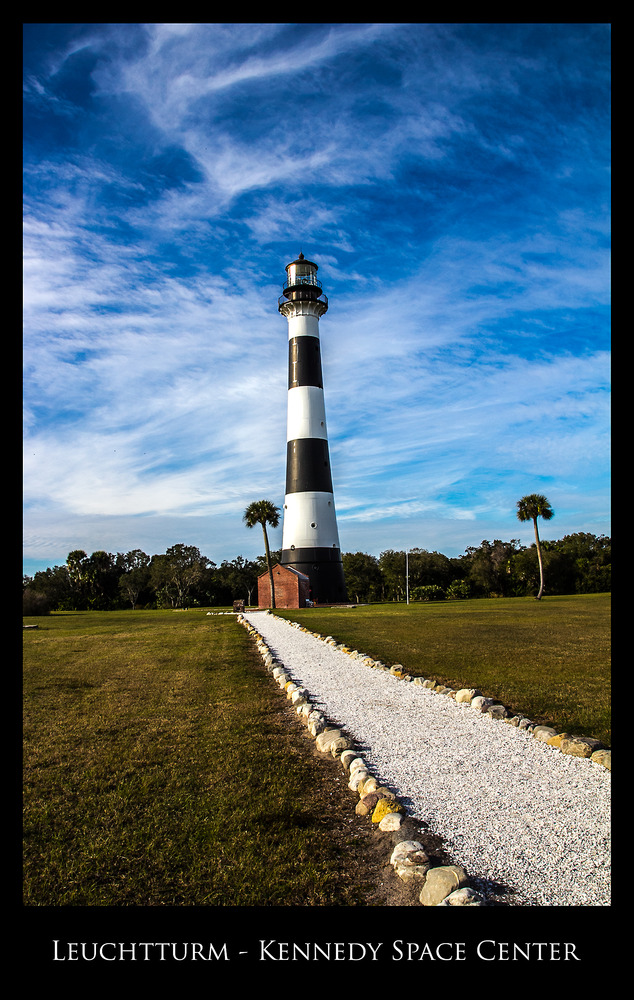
(258, 563), (311, 609)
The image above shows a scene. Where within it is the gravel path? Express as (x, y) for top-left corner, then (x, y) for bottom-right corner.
(244, 611), (611, 907)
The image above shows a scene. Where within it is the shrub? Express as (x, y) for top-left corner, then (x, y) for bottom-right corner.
(411, 584), (446, 602)
(23, 589), (52, 616)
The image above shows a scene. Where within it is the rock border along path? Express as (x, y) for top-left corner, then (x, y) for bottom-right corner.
(239, 610), (611, 907)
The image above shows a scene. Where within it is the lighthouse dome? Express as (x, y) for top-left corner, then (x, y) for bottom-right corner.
(281, 252), (326, 306)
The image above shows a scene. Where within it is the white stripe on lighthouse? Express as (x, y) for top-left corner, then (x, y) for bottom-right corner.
(284, 307), (321, 340)
(287, 385), (328, 441)
(282, 492), (340, 550)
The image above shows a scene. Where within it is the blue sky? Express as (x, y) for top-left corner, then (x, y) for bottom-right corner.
(23, 23), (611, 575)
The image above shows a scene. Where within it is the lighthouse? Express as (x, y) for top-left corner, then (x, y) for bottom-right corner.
(278, 253), (347, 604)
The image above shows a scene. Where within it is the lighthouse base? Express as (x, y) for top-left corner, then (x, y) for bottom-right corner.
(281, 547), (347, 605)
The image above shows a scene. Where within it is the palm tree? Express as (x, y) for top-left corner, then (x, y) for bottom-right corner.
(243, 500), (281, 608)
(516, 494), (554, 600)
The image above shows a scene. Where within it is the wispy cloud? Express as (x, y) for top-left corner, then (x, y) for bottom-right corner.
(23, 23), (610, 571)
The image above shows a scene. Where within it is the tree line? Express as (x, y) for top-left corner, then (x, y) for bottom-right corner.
(344, 533), (610, 604)
(23, 532), (610, 614)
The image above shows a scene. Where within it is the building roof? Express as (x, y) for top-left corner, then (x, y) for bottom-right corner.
(257, 563), (310, 581)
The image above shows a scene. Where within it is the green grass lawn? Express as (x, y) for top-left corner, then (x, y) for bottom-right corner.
(22, 595), (610, 907)
(22, 610), (374, 907)
(273, 594), (611, 746)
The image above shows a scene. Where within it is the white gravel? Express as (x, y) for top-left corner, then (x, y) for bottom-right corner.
(244, 611), (611, 907)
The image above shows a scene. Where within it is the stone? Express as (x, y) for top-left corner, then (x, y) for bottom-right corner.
(390, 842), (431, 880)
(456, 688), (482, 703)
(348, 757), (367, 775)
(546, 733), (571, 747)
(560, 735), (604, 758)
(340, 750), (357, 771)
(395, 863), (431, 881)
(533, 725), (558, 742)
(315, 729), (344, 753)
(348, 769), (369, 791)
(471, 695), (494, 712)
(591, 749), (611, 770)
(419, 866), (469, 906)
(379, 812), (404, 832)
(374, 786), (396, 800)
(487, 703), (511, 719)
(359, 775), (378, 795)
(356, 792), (384, 816)
(390, 840), (424, 863)
(436, 887), (484, 906)
(329, 736), (352, 756)
(371, 798), (404, 824)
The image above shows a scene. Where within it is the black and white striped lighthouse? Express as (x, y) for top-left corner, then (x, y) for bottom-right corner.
(278, 253), (347, 604)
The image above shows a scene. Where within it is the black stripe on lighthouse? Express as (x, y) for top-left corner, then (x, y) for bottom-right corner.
(285, 439), (333, 494)
(288, 336), (323, 389)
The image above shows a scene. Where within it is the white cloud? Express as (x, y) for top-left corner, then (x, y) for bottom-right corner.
(23, 24), (610, 571)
